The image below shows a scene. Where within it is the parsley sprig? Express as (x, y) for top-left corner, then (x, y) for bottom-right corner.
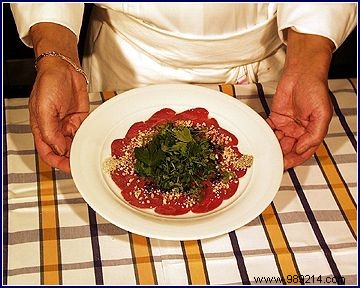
(134, 123), (222, 197)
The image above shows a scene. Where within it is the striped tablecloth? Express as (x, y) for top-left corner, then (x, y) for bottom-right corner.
(3, 79), (357, 285)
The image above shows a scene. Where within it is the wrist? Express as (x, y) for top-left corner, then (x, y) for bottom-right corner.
(283, 29), (334, 81)
(30, 22), (80, 66)
(35, 51), (89, 85)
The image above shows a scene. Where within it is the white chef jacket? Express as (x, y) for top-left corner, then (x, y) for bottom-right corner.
(11, 3), (357, 92)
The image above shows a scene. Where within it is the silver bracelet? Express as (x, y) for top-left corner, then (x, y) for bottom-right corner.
(34, 51), (89, 85)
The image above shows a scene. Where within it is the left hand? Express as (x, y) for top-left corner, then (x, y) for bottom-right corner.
(267, 29), (334, 170)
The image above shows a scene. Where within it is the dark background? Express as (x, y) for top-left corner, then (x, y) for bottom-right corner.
(3, 3), (93, 98)
(3, 3), (357, 98)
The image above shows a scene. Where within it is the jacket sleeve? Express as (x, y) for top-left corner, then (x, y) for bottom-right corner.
(277, 3), (357, 50)
(10, 3), (84, 47)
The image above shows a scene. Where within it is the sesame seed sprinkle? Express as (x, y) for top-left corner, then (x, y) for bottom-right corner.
(104, 114), (254, 215)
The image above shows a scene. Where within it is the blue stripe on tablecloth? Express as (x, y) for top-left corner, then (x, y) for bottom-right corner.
(329, 90), (357, 152)
(3, 106), (9, 285)
(314, 141), (357, 240)
(255, 83), (302, 283)
(255, 83), (345, 285)
(347, 78), (357, 94)
(88, 91), (106, 283)
(255, 83), (270, 116)
(88, 206), (104, 284)
(220, 83), (281, 284)
(197, 240), (210, 285)
(228, 231), (250, 284)
(99, 92), (106, 103)
(34, 152), (44, 283)
(288, 170), (345, 284)
(52, 169), (63, 283)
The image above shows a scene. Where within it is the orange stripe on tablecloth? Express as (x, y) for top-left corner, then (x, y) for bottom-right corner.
(101, 91), (117, 101)
(260, 204), (300, 284)
(219, 84), (300, 283)
(181, 240), (209, 285)
(103, 90), (157, 283)
(129, 233), (157, 284)
(316, 143), (357, 238)
(219, 84), (235, 97)
(38, 159), (61, 284)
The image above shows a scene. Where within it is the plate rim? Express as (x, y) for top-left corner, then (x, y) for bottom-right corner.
(70, 84), (283, 240)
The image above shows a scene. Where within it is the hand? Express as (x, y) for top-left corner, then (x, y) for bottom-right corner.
(28, 23), (89, 173)
(29, 58), (89, 173)
(267, 29), (334, 170)
(267, 72), (333, 170)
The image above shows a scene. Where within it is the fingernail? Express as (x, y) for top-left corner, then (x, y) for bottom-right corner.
(51, 144), (65, 156)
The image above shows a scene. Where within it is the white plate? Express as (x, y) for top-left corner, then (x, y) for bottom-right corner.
(70, 84), (283, 240)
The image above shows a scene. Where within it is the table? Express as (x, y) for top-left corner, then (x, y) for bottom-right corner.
(3, 79), (357, 285)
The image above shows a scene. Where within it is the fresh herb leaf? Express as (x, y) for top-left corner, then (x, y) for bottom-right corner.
(173, 127), (193, 142)
(134, 147), (150, 165)
(170, 142), (187, 154)
(134, 122), (224, 197)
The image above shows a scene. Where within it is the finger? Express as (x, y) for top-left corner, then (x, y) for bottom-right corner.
(30, 81), (69, 155)
(266, 117), (276, 130)
(300, 146), (319, 162)
(266, 117), (285, 142)
(31, 120), (71, 173)
(268, 113), (307, 139)
(33, 128), (71, 173)
(39, 116), (66, 155)
(279, 122), (307, 139)
(64, 136), (72, 158)
(30, 110), (67, 156)
(284, 146), (318, 170)
(295, 109), (331, 154)
(295, 127), (327, 155)
(280, 136), (296, 155)
(274, 130), (285, 141)
(62, 112), (88, 137)
(284, 152), (306, 170)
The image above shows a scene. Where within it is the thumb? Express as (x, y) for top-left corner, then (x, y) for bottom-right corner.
(295, 120), (328, 154)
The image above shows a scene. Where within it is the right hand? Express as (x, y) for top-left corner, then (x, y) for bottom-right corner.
(29, 57), (89, 173)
